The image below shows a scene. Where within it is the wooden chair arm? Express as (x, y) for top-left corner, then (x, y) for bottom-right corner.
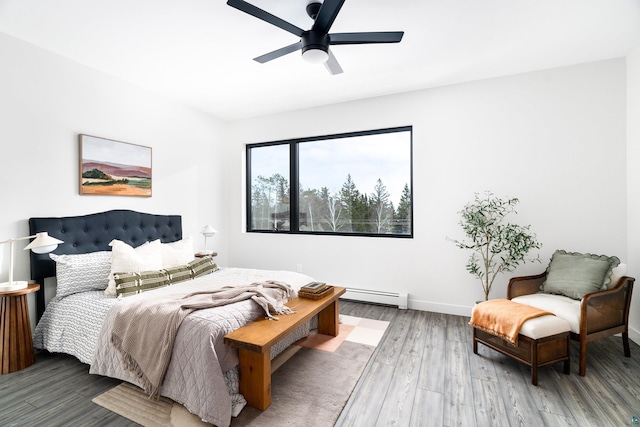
(507, 272), (547, 299)
(580, 276), (634, 335)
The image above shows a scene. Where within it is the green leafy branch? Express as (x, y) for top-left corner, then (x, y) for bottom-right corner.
(449, 192), (542, 300)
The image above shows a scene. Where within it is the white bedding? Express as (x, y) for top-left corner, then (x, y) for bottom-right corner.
(34, 267), (315, 426)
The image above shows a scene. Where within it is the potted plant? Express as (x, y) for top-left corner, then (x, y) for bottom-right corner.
(450, 192), (542, 301)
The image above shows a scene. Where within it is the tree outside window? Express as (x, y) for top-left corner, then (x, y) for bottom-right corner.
(247, 126), (412, 237)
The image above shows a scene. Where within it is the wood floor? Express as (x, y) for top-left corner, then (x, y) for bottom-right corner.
(1, 301), (638, 426)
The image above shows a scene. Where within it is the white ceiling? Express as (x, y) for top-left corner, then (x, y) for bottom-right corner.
(1, 0), (639, 121)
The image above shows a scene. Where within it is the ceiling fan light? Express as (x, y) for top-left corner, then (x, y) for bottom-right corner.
(302, 48), (329, 64)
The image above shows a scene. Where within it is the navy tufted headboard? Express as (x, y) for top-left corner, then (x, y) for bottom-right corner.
(29, 209), (182, 320)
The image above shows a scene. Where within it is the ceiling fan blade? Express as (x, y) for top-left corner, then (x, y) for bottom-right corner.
(330, 31), (404, 45)
(253, 41), (302, 63)
(324, 49), (343, 75)
(227, 0), (304, 37)
(312, 0), (345, 34)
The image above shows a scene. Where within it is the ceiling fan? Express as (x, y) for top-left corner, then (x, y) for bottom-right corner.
(226, 0), (404, 75)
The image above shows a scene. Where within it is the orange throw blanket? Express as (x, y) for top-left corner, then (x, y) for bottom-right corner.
(469, 299), (553, 345)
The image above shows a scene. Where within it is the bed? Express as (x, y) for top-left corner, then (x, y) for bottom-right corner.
(29, 210), (315, 426)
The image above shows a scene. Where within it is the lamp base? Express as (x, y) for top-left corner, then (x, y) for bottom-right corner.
(0, 281), (28, 292)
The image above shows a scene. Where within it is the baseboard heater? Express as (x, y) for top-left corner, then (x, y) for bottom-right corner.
(340, 287), (408, 309)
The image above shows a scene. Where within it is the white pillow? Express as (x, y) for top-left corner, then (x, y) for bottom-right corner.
(105, 239), (163, 296)
(608, 263), (628, 289)
(50, 251), (112, 297)
(160, 237), (194, 268)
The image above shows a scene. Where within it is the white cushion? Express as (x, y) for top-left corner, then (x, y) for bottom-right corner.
(105, 239), (163, 296)
(609, 263), (627, 289)
(512, 293), (581, 334)
(50, 251), (112, 297)
(160, 237), (194, 268)
(518, 315), (571, 339)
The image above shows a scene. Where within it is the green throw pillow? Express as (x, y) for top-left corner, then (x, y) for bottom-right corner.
(163, 264), (193, 284)
(188, 256), (219, 278)
(113, 257), (219, 297)
(541, 250), (620, 299)
(114, 270), (170, 297)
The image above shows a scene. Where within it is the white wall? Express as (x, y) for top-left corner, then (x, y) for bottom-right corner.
(226, 59), (628, 318)
(627, 47), (640, 343)
(0, 33), (227, 325)
(2, 29), (635, 343)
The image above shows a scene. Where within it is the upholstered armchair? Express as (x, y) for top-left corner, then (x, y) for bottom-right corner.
(507, 270), (634, 376)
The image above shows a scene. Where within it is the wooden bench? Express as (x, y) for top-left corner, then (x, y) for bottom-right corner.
(224, 286), (346, 410)
(471, 306), (571, 386)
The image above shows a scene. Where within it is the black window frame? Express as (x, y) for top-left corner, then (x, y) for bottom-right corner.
(246, 125), (413, 238)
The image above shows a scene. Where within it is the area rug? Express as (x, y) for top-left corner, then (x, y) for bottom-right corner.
(92, 315), (389, 427)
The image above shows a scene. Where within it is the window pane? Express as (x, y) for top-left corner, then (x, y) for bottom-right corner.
(246, 127), (412, 237)
(298, 130), (412, 235)
(248, 144), (290, 231)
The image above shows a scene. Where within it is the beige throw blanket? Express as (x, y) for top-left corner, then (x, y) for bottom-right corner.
(469, 298), (553, 345)
(111, 281), (296, 397)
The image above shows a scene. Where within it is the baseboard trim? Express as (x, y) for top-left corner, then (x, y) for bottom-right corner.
(407, 299), (472, 317)
(629, 326), (640, 346)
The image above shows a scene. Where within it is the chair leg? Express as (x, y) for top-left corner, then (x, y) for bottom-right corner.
(473, 328), (478, 354)
(579, 338), (587, 376)
(563, 334), (571, 375)
(623, 332), (631, 357)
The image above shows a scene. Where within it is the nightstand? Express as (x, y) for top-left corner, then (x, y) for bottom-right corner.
(195, 252), (218, 258)
(0, 283), (40, 374)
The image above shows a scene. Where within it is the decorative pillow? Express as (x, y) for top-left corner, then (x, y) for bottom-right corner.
(541, 250), (620, 300)
(188, 256), (219, 278)
(114, 258), (219, 297)
(161, 237), (194, 268)
(50, 251), (112, 297)
(608, 263), (628, 289)
(105, 239), (163, 296)
(163, 264), (194, 284)
(114, 270), (170, 297)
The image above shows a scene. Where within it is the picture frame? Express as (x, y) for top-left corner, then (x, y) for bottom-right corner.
(79, 134), (152, 197)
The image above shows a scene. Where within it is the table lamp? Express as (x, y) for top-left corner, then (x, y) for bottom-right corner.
(0, 232), (63, 292)
(201, 225), (217, 255)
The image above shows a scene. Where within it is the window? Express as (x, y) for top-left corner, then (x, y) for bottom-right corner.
(247, 126), (412, 237)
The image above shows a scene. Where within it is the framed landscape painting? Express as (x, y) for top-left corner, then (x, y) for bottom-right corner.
(80, 134), (152, 197)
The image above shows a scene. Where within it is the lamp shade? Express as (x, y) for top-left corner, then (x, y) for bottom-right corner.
(0, 232), (64, 292)
(201, 225), (217, 255)
(201, 225), (217, 237)
(24, 232), (64, 254)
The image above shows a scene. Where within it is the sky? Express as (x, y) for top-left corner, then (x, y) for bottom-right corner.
(250, 129), (411, 206)
(81, 135), (152, 167)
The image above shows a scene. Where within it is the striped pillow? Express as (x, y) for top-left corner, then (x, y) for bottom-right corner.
(114, 270), (170, 297)
(163, 264), (193, 284)
(188, 256), (219, 278)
